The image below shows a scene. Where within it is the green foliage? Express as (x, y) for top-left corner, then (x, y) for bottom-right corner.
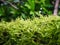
(0, 0), (35, 21)
(0, 0), (55, 21)
(0, 16), (60, 45)
(35, 0), (54, 15)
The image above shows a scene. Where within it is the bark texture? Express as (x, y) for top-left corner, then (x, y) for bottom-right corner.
(53, 0), (60, 15)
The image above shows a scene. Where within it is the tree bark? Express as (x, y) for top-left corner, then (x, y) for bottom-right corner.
(53, 0), (59, 16)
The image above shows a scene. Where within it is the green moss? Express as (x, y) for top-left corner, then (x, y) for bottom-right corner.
(0, 16), (60, 45)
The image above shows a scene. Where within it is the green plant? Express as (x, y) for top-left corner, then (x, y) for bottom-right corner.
(0, 16), (60, 45)
(0, 0), (56, 21)
(0, 0), (35, 21)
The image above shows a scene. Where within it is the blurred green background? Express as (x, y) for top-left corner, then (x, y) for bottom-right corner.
(0, 0), (59, 21)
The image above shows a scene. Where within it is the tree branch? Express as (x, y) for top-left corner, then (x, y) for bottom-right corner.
(0, 0), (19, 10)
